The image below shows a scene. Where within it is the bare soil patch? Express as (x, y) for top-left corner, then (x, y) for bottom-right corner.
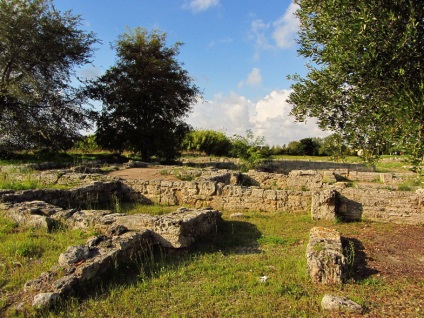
(108, 167), (180, 181)
(348, 223), (424, 280)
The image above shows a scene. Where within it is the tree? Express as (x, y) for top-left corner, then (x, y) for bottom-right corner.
(288, 0), (424, 167)
(0, 0), (97, 152)
(298, 137), (321, 156)
(229, 130), (270, 163)
(90, 28), (200, 161)
(182, 129), (232, 156)
(319, 133), (349, 160)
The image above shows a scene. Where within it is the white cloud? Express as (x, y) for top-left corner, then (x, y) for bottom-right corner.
(183, 0), (220, 13)
(238, 67), (262, 88)
(186, 92), (255, 136)
(249, 19), (272, 50)
(248, 2), (300, 53)
(272, 2), (300, 48)
(186, 90), (329, 145)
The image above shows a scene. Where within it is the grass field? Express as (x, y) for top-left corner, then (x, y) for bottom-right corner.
(1, 207), (423, 317)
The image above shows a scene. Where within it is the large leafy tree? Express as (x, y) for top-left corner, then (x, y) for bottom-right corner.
(90, 28), (200, 161)
(288, 0), (424, 167)
(0, 0), (97, 151)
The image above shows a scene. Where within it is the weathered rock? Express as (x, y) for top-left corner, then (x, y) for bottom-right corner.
(311, 190), (337, 221)
(58, 245), (97, 266)
(321, 294), (363, 314)
(52, 276), (78, 295)
(32, 292), (61, 309)
(149, 208), (222, 248)
(105, 224), (128, 236)
(306, 227), (346, 284)
(24, 271), (58, 293)
(0, 201), (63, 231)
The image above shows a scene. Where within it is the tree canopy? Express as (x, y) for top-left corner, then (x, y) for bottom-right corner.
(288, 0), (424, 167)
(0, 0), (97, 151)
(90, 28), (200, 161)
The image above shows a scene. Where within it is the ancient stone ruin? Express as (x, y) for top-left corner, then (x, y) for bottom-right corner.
(1, 160), (423, 312)
(5, 200), (222, 309)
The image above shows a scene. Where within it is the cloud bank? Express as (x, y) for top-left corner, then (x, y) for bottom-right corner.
(186, 90), (329, 146)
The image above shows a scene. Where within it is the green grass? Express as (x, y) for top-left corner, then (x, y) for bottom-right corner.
(0, 171), (73, 190)
(1, 207), (423, 317)
(0, 216), (94, 313)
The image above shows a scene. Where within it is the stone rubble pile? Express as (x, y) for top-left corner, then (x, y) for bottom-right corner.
(0, 200), (222, 310)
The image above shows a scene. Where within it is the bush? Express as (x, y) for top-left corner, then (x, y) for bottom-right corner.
(182, 130), (232, 156)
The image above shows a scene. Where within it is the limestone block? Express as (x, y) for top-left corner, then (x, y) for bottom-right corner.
(182, 182), (199, 196)
(311, 190), (337, 221)
(264, 190), (277, 200)
(150, 208), (222, 248)
(52, 276), (78, 295)
(198, 181), (217, 196)
(32, 293), (61, 309)
(321, 294), (363, 314)
(58, 245), (98, 266)
(113, 214), (157, 231)
(251, 188), (264, 198)
(306, 227), (346, 284)
(160, 180), (174, 188)
(0, 201), (61, 231)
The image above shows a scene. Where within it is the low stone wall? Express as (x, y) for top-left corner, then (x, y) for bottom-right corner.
(338, 188), (424, 224)
(0, 181), (122, 209)
(312, 188), (424, 224)
(122, 179), (311, 213)
(243, 170), (336, 190)
(2, 175), (424, 224)
(17, 206), (222, 310)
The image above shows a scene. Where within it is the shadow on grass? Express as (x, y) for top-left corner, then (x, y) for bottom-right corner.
(45, 219), (262, 316)
(342, 236), (379, 282)
(190, 219), (262, 255)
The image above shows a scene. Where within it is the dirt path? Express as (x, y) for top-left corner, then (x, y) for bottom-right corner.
(108, 167), (180, 181)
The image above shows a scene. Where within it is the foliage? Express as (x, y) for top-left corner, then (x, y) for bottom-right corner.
(288, 0), (424, 168)
(182, 129), (232, 156)
(298, 138), (321, 156)
(0, 0), (98, 152)
(286, 141), (302, 156)
(229, 130), (270, 168)
(319, 133), (350, 160)
(89, 28), (200, 162)
(72, 134), (101, 153)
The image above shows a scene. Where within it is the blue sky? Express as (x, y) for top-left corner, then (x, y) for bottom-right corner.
(54, 0), (328, 146)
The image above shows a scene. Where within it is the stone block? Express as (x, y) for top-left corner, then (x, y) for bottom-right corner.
(306, 227), (346, 284)
(321, 294), (363, 314)
(311, 190), (337, 221)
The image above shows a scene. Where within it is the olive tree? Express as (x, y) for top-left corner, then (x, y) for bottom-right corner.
(288, 0), (424, 168)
